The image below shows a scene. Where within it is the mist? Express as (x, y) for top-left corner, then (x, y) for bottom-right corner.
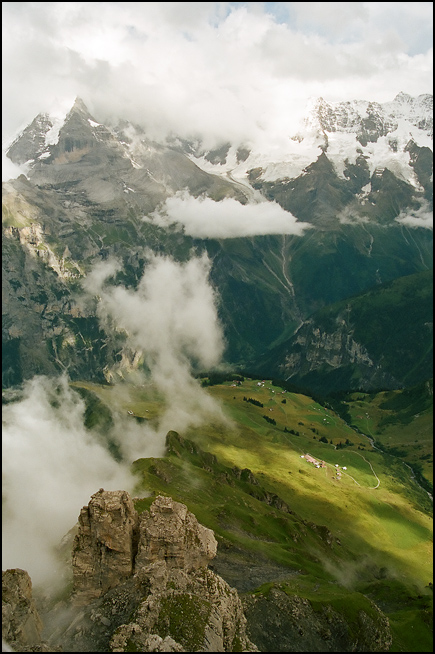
(2, 251), (230, 589)
(83, 251), (229, 434)
(148, 191), (313, 238)
(2, 375), (137, 587)
(395, 199), (433, 229)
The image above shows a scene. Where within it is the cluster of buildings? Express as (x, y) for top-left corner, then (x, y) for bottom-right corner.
(301, 455), (348, 479)
(300, 454), (326, 469)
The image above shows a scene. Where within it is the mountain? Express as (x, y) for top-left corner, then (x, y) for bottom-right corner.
(184, 92), (433, 210)
(253, 269), (433, 393)
(2, 94), (433, 391)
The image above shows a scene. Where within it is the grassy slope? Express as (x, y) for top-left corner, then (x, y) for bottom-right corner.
(343, 380), (433, 486)
(71, 377), (433, 652)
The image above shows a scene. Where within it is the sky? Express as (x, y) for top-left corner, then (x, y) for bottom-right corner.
(2, 2), (433, 148)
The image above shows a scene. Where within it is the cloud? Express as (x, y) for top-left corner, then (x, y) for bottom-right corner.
(147, 191), (313, 238)
(1, 152), (28, 182)
(83, 251), (229, 434)
(3, 251), (231, 588)
(395, 200), (433, 229)
(2, 3), (432, 149)
(1, 375), (139, 587)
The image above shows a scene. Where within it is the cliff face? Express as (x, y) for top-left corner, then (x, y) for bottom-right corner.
(72, 490), (139, 603)
(1, 568), (61, 652)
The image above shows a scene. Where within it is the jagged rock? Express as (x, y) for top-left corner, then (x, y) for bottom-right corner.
(2, 568), (45, 652)
(110, 494), (256, 652)
(71, 489), (139, 604)
(110, 565), (257, 652)
(64, 491), (257, 651)
(135, 494), (217, 573)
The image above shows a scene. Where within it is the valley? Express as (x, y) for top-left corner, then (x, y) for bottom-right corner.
(68, 375), (433, 652)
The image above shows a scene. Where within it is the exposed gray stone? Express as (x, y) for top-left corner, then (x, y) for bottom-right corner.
(2, 568), (46, 652)
(72, 489), (139, 604)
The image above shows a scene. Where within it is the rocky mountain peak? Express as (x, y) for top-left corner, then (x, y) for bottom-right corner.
(6, 112), (54, 165)
(2, 568), (45, 651)
(72, 489), (139, 604)
(67, 490), (256, 651)
(136, 494), (217, 574)
(71, 490), (219, 605)
(69, 96), (93, 117)
(394, 91), (413, 104)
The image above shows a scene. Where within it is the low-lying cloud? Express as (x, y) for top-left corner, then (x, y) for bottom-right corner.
(83, 251), (229, 434)
(147, 191), (313, 238)
(2, 375), (138, 587)
(395, 200), (433, 229)
(3, 251), (230, 588)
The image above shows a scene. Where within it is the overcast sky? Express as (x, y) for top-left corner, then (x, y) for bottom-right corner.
(2, 2), (433, 147)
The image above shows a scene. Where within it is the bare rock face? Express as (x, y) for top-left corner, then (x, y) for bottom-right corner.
(109, 495), (256, 652)
(66, 490), (256, 651)
(110, 565), (257, 652)
(2, 568), (43, 651)
(72, 488), (139, 604)
(135, 494), (217, 573)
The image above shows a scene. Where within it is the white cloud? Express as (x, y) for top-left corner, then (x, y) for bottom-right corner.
(2, 375), (139, 587)
(2, 2), (432, 148)
(395, 200), (433, 229)
(148, 191), (313, 238)
(83, 252), (229, 434)
(2, 251), (231, 588)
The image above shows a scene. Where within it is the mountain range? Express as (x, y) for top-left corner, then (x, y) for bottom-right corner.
(2, 93), (433, 653)
(2, 93), (433, 393)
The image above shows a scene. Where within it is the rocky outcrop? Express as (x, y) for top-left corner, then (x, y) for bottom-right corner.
(110, 564), (256, 652)
(2, 568), (53, 652)
(243, 585), (392, 652)
(68, 490), (257, 652)
(72, 489), (139, 604)
(135, 494), (217, 573)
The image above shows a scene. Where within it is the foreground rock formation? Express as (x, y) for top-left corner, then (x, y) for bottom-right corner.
(67, 490), (256, 652)
(3, 489), (394, 652)
(72, 489), (139, 603)
(1, 568), (58, 652)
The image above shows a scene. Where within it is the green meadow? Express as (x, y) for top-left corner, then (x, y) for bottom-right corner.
(344, 381), (433, 486)
(70, 377), (433, 652)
